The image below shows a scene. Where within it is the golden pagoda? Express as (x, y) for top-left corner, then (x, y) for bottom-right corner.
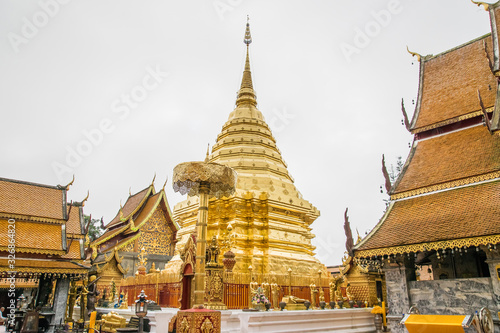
(166, 19), (324, 276)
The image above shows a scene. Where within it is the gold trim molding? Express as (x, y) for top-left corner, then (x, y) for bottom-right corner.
(0, 246), (65, 256)
(412, 110), (485, 134)
(354, 234), (500, 258)
(391, 171), (500, 200)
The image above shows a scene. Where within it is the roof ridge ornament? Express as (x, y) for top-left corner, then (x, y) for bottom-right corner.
(162, 176), (169, 190)
(406, 46), (421, 62)
(82, 190), (90, 206)
(205, 143), (210, 163)
(471, 0), (490, 11)
(382, 154), (392, 194)
(151, 172), (156, 186)
(58, 174), (75, 190)
(236, 17), (257, 107)
(401, 99), (411, 131)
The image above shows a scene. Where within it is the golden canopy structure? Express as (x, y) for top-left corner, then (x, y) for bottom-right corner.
(173, 159), (237, 308)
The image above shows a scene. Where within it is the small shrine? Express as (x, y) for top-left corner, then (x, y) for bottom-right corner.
(90, 178), (178, 296)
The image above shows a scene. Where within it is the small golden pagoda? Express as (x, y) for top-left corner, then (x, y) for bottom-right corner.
(165, 19), (325, 276)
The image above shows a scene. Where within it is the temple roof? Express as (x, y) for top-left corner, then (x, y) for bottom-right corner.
(106, 186), (153, 228)
(0, 258), (89, 274)
(410, 34), (496, 133)
(392, 124), (500, 197)
(0, 221), (65, 255)
(0, 177), (65, 221)
(355, 180), (500, 257)
(91, 186), (177, 249)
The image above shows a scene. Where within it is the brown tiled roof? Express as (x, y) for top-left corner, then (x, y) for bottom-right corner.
(0, 258), (89, 273)
(412, 35), (496, 131)
(0, 178), (64, 220)
(66, 205), (82, 234)
(91, 224), (128, 246)
(132, 192), (162, 228)
(0, 220), (63, 252)
(61, 240), (83, 260)
(106, 186), (152, 228)
(356, 180), (500, 251)
(393, 125), (500, 194)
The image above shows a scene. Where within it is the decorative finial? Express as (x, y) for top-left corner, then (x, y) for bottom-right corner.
(151, 172), (156, 186)
(129, 187), (132, 196)
(401, 98), (410, 131)
(406, 46), (421, 62)
(471, 0), (490, 11)
(244, 15), (252, 45)
(162, 176), (169, 190)
(119, 200), (125, 221)
(205, 144), (210, 163)
(382, 154), (392, 194)
(65, 175), (75, 190)
(82, 190), (90, 206)
(478, 89), (493, 133)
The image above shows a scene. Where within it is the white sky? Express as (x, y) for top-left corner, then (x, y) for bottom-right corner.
(0, 0), (492, 266)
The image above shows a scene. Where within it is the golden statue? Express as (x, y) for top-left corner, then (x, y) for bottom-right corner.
(65, 280), (77, 322)
(270, 282), (280, 309)
(309, 283), (318, 308)
(100, 311), (127, 333)
(249, 273), (259, 308)
(118, 292), (128, 309)
(346, 283), (353, 301)
(261, 281), (270, 301)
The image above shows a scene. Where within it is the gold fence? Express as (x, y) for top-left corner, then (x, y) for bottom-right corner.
(120, 271), (335, 309)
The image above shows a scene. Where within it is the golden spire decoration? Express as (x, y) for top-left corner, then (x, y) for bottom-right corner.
(471, 0), (490, 11)
(205, 144), (210, 163)
(236, 16), (257, 107)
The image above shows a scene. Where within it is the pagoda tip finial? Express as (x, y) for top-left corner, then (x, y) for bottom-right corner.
(406, 46), (421, 62)
(244, 15), (252, 45)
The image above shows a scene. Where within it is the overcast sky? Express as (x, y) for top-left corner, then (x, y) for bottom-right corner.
(0, 0), (492, 266)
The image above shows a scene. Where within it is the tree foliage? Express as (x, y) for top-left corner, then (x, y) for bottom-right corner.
(84, 215), (104, 241)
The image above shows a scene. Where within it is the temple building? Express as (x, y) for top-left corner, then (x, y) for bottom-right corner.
(353, 2), (500, 332)
(90, 180), (178, 292)
(0, 177), (89, 333)
(165, 21), (325, 276)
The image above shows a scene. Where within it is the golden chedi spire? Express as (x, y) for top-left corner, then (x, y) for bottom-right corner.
(171, 18), (323, 277)
(236, 16), (257, 108)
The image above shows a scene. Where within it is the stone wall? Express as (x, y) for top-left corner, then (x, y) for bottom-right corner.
(408, 277), (496, 316)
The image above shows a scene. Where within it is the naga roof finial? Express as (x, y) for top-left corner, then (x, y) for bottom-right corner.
(162, 176), (169, 190)
(151, 172), (156, 186)
(65, 175), (75, 190)
(82, 190), (90, 206)
(406, 46), (421, 62)
(471, 0), (490, 11)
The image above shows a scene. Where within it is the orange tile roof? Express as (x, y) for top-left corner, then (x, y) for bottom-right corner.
(0, 219), (63, 252)
(0, 258), (89, 273)
(131, 192), (162, 228)
(61, 240), (83, 260)
(66, 205), (83, 234)
(393, 125), (500, 194)
(0, 178), (64, 220)
(412, 35), (497, 131)
(356, 180), (500, 251)
(106, 186), (152, 228)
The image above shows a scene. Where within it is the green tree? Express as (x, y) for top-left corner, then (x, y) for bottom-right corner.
(84, 215), (104, 241)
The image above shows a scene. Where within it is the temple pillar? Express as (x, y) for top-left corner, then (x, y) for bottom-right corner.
(47, 279), (70, 333)
(485, 248), (500, 324)
(383, 259), (412, 333)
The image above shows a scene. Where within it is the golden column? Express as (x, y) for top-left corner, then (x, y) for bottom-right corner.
(173, 155), (237, 308)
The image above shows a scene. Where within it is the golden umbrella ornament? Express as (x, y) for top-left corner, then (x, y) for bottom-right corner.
(173, 156), (237, 308)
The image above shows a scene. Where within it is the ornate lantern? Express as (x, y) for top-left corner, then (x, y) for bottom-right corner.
(135, 290), (148, 333)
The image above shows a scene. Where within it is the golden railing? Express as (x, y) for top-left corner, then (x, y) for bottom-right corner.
(120, 270), (333, 309)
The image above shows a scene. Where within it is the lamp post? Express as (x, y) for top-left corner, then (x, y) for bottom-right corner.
(135, 290), (148, 333)
(173, 158), (236, 308)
